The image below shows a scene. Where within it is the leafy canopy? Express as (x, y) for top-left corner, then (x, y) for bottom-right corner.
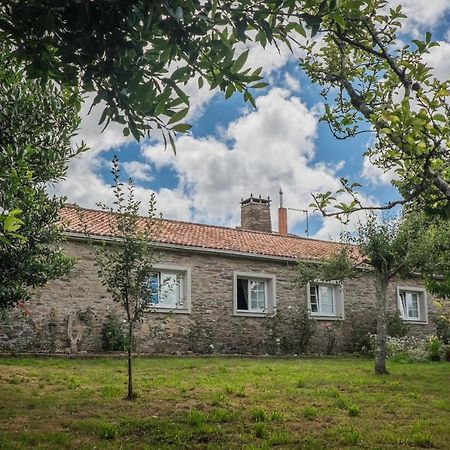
(0, 0), (340, 145)
(0, 43), (86, 308)
(299, 0), (450, 218)
(297, 213), (446, 286)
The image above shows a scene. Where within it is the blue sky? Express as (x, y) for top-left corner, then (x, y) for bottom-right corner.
(56, 1), (450, 240)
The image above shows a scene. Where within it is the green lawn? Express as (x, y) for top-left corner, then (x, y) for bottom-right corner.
(0, 356), (449, 449)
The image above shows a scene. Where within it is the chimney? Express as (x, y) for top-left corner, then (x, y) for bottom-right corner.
(240, 194), (272, 232)
(278, 189), (288, 235)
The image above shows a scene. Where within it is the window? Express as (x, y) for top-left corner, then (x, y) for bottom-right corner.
(149, 272), (182, 308)
(397, 286), (427, 323)
(307, 282), (344, 319)
(233, 272), (276, 316)
(147, 265), (191, 313)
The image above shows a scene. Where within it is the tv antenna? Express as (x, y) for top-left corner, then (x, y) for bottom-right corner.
(287, 207), (309, 238)
(279, 190), (310, 238)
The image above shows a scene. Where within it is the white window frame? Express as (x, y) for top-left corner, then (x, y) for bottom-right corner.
(397, 286), (428, 324)
(233, 271), (276, 317)
(147, 264), (191, 314)
(306, 281), (344, 320)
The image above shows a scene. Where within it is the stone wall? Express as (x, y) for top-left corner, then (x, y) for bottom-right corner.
(0, 239), (442, 354)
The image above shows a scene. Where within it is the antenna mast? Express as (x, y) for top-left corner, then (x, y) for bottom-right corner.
(287, 207), (309, 238)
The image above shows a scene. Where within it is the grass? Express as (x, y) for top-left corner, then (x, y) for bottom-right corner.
(0, 356), (449, 449)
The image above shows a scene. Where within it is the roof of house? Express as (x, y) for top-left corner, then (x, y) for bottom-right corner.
(60, 204), (348, 261)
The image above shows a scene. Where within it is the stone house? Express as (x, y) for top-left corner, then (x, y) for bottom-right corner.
(0, 196), (440, 354)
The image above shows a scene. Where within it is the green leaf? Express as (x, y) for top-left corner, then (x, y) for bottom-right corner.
(171, 66), (190, 81)
(250, 82), (269, 89)
(98, 107), (108, 125)
(171, 123), (192, 133)
(244, 90), (256, 108)
(432, 114), (446, 122)
(169, 133), (176, 154)
(225, 84), (234, 99)
(168, 108), (189, 125)
(155, 99), (167, 116)
(232, 50), (249, 73)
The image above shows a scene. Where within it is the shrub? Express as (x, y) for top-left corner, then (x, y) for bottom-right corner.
(429, 337), (441, 357)
(348, 311), (376, 354)
(101, 312), (126, 352)
(387, 311), (410, 338)
(434, 316), (450, 345)
(266, 306), (317, 355)
(368, 334), (430, 362)
(187, 317), (216, 354)
(293, 306), (317, 353)
(322, 321), (342, 355)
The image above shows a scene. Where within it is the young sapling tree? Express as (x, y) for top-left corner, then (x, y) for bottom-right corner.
(89, 156), (160, 400)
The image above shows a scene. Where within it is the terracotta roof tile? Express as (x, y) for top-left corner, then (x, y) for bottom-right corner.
(60, 205), (347, 261)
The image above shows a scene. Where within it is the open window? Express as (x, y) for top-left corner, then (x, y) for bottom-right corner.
(147, 265), (191, 313)
(307, 282), (344, 319)
(233, 272), (276, 317)
(397, 286), (427, 323)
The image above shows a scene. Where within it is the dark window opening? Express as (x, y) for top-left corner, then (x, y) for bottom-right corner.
(237, 278), (249, 310)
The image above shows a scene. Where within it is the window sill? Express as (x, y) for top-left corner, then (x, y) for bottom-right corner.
(402, 319), (428, 325)
(234, 310), (269, 318)
(311, 314), (343, 321)
(146, 307), (191, 315)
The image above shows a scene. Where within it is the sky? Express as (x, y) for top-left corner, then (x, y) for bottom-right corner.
(54, 0), (450, 241)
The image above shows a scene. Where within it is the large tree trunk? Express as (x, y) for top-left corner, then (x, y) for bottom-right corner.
(374, 274), (389, 375)
(126, 321), (134, 400)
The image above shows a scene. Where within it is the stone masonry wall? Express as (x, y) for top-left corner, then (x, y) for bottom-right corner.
(0, 239), (443, 354)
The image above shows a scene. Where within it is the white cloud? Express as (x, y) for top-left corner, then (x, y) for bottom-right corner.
(312, 208), (373, 241)
(51, 150), (114, 209)
(123, 161), (153, 182)
(53, 149), (174, 218)
(235, 32), (299, 78)
(422, 40), (450, 81)
(388, 0), (450, 31)
(75, 95), (132, 152)
(283, 72), (301, 92)
(57, 87), (371, 241)
(142, 88), (344, 236)
(361, 156), (398, 186)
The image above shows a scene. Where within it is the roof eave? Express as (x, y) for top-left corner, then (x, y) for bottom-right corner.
(63, 231), (324, 264)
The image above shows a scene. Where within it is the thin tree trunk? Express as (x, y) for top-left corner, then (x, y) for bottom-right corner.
(374, 273), (389, 375)
(126, 321), (134, 400)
